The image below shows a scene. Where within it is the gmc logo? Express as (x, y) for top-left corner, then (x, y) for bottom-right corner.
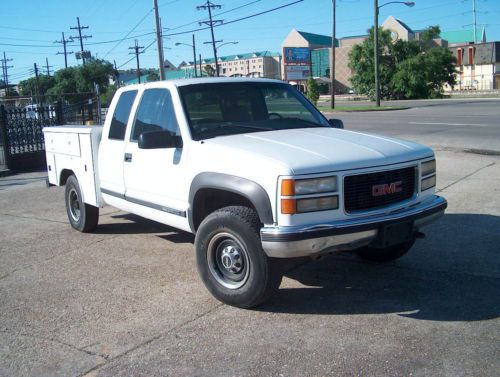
(372, 181), (403, 197)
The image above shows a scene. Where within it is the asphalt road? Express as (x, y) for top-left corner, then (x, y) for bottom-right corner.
(0, 99), (499, 376)
(323, 98), (500, 154)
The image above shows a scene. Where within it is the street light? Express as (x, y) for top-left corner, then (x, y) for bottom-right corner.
(203, 41), (238, 76)
(175, 34), (198, 78)
(374, 1), (415, 106)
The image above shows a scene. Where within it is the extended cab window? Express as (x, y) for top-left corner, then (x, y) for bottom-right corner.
(108, 90), (137, 140)
(131, 88), (180, 141)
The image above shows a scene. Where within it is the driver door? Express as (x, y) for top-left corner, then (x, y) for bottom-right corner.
(123, 88), (189, 230)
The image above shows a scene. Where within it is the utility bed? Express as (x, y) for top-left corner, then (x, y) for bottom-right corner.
(43, 126), (103, 207)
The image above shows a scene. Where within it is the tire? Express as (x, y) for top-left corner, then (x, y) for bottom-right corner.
(65, 175), (99, 233)
(195, 206), (282, 308)
(356, 239), (415, 262)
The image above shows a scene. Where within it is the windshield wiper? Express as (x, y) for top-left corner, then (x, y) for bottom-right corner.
(196, 122), (271, 140)
(283, 117), (324, 127)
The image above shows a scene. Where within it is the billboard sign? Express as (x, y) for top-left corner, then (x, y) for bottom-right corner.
(284, 47), (310, 64)
(286, 65), (310, 80)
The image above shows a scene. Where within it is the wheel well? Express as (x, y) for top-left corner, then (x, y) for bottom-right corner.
(192, 188), (258, 231)
(59, 169), (74, 186)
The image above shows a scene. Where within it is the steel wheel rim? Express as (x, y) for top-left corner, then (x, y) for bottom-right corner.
(207, 232), (250, 289)
(68, 188), (81, 222)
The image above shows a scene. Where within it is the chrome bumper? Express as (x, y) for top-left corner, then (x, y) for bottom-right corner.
(261, 195), (447, 258)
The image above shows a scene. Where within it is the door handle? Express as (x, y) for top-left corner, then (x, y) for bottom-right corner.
(124, 153), (132, 162)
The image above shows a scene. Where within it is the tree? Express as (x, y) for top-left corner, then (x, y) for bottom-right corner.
(19, 75), (55, 97)
(306, 77), (320, 105)
(204, 65), (215, 77)
(348, 25), (456, 100)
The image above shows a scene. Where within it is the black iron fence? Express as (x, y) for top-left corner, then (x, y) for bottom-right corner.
(0, 104), (62, 171)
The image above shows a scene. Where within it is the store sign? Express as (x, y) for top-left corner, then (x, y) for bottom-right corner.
(284, 47), (310, 64)
(286, 65), (310, 80)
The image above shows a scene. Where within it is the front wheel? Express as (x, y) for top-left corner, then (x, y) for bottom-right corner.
(195, 206), (282, 308)
(356, 239), (415, 262)
(65, 175), (99, 233)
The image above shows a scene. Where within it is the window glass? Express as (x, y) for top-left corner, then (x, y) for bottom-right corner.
(108, 90), (137, 140)
(130, 88), (180, 141)
(179, 82), (329, 140)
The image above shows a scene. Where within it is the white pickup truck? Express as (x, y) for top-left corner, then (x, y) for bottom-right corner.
(43, 78), (447, 308)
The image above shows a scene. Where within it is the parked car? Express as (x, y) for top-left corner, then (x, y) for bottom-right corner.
(43, 78), (446, 308)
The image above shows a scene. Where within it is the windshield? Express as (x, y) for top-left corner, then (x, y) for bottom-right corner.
(178, 82), (330, 140)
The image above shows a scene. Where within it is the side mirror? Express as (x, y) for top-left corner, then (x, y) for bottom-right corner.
(138, 130), (183, 149)
(328, 119), (344, 129)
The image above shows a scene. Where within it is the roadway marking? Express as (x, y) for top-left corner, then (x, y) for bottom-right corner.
(408, 121), (490, 127)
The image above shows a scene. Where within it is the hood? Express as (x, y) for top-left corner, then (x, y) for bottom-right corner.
(204, 128), (433, 175)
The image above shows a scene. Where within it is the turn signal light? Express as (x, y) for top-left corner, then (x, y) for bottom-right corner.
(281, 199), (296, 214)
(281, 179), (295, 196)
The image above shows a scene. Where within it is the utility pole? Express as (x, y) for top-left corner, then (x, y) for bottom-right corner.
(330, 0), (336, 109)
(129, 40), (144, 83)
(45, 58), (53, 76)
(34, 63), (40, 106)
(114, 60), (120, 87)
(374, 0), (380, 107)
(192, 34), (197, 78)
(197, 1), (223, 77)
(472, 0), (477, 43)
(1, 52), (13, 87)
(199, 53), (202, 77)
(70, 17), (92, 65)
(153, 0), (165, 80)
(55, 32), (74, 68)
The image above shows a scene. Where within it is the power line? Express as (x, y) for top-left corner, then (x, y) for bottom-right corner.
(164, 0), (262, 33)
(164, 0), (303, 37)
(70, 17), (92, 65)
(103, 9), (153, 59)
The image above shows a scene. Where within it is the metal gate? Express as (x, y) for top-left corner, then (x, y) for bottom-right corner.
(0, 104), (62, 171)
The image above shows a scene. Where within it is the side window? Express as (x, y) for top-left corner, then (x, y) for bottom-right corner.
(131, 88), (180, 141)
(108, 90), (137, 140)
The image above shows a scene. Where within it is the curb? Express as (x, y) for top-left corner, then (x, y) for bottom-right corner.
(321, 106), (411, 113)
(0, 169), (12, 178)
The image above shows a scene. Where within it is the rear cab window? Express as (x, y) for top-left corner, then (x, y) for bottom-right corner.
(108, 90), (138, 140)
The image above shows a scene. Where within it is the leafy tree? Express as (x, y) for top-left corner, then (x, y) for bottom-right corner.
(348, 25), (456, 100)
(204, 65), (215, 77)
(75, 59), (114, 93)
(306, 77), (320, 105)
(148, 70), (159, 82)
(19, 74), (56, 97)
(100, 84), (118, 107)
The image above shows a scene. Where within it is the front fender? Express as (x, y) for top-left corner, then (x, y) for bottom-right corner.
(188, 172), (274, 232)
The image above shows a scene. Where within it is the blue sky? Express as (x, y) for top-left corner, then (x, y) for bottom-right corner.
(2, 0), (499, 83)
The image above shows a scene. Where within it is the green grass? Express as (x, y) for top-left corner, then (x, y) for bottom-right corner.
(317, 105), (409, 112)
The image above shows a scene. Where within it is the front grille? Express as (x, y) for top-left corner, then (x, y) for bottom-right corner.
(344, 166), (416, 212)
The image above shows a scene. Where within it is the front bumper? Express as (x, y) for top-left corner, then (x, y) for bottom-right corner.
(260, 195), (447, 258)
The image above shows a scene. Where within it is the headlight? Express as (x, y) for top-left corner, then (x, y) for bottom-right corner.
(421, 159), (436, 177)
(421, 175), (436, 191)
(281, 176), (337, 196)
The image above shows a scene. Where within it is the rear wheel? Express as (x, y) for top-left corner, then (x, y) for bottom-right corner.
(65, 175), (99, 233)
(195, 206), (282, 308)
(356, 239), (415, 262)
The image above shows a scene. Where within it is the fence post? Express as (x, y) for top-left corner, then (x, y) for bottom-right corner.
(55, 101), (64, 125)
(0, 105), (12, 170)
